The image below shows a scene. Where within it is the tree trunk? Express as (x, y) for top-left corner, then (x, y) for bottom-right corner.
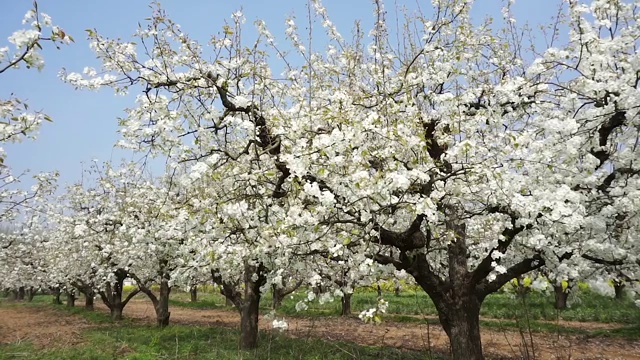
(26, 287), (35, 302)
(376, 284), (382, 297)
(341, 292), (352, 316)
(111, 306), (123, 320)
(271, 285), (282, 310)
(98, 269), (139, 321)
(8, 289), (17, 301)
(614, 281), (625, 300)
(51, 287), (62, 304)
(225, 296), (233, 306)
(240, 293), (260, 349)
(239, 262), (266, 350)
(190, 285), (197, 302)
(155, 279), (171, 327)
(437, 297), (484, 360)
(553, 284), (568, 310)
(66, 291), (76, 307)
(17, 287), (25, 301)
(84, 292), (95, 310)
(394, 285), (401, 296)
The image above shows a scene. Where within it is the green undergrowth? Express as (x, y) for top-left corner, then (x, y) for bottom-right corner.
(0, 326), (430, 360)
(172, 287), (640, 324)
(0, 300), (433, 360)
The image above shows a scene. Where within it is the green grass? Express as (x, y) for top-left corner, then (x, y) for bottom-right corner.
(177, 287), (640, 324)
(0, 299), (434, 360)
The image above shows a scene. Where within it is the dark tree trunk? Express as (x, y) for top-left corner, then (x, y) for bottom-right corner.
(553, 284), (568, 310)
(394, 285), (401, 296)
(239, 262), (265, 350)
(225, 296), (233, 306)
(190, 285), (197, 302)
(51, 287), (62, 304)
(26, 287), (35, 302)
(84, 290), (95, 310)
(110, 306), (123, 320)
(65, 291), (76, 307)
(437, 297), (483, 360)
(155, 279), (171, 327)
(614, 281), (625, 300)
(130, 268), (172, 327)
(376, 284), (382, 297)
(271, 285), (282, 310)
(98, 269), (139, 321)
(341, 292), (352, 316)
(17, 287), (25, 301)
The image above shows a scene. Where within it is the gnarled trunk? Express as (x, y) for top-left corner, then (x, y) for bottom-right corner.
(553, 284), (568, 310)
(155, 278), (171, 327)
(17, 287), (25, 301)
(131, 268), (172, 327)
(190, 285), (197, 302)
(341, 292), (352, 316)
(110, 305), (123, 320)
(84, 291), (95, 310)
(26, 287), (35, 302)
(212, 262), (266, 350)
(98, 269), (139, 321)
(271, 285), (282, 310)
(51, 287), (62, 304)
(614, 280), (625, 300)
(65, 291), (76, 307)
(239, 262), (266, 350)
(436, 296), (483, 360)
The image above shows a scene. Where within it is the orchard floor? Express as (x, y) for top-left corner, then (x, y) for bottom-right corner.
(1, 299), (639, 359)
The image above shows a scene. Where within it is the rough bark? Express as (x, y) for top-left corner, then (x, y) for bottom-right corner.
(190, 285), (197, 302)
(84, 293), (94, 310)
(72, 282), (96, 311)
(212, 262), (266, 350)
(51, 287), (62, 305)
(26, 287), (35, 302)
(98, 268), (139, 321)
(239, 262), (266, 350)
(128, 271), (172, 327)
(271, 279), (304, 310)
(614, 280), (626, 300)
(341, 292), (352, 316)
(553, 284), (568, 310)
(437, 297), (484, 360)
(17, 287), (25, 301)
(271, 285), (283, 310)
(65, 291), (76, 307)
(110, 306), (123, 320)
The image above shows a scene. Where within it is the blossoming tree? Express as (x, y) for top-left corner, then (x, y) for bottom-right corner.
(62, 0), (640, 358)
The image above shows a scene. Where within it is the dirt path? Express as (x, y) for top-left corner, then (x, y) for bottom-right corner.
(102, 300), (640, 360)
(0, 305), (93, 348)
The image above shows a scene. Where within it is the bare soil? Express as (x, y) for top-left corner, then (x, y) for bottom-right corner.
(0, 305), (93, 348)
(1, 299), (638, 359)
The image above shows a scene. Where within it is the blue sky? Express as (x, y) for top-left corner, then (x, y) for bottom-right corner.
(0, 0), (559, 189)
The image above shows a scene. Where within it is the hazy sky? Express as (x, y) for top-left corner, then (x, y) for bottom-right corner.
(0, 0), (560, 189)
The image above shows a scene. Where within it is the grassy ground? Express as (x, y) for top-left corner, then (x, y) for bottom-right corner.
(174, 286), (640, 324)
(169, 286), (640, 340)
(0, 298), (429, 360)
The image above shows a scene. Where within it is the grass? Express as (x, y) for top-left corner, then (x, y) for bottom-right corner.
(168, 286), (640, 339)
(0, 298), (433, 360)
(173, 286), (640, 324)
